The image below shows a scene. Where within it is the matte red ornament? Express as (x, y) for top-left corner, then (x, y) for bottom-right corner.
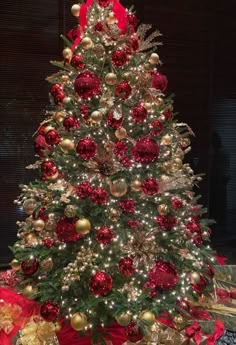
(89, 271), (113, 296)
(91, 187), (108, 205)
(96, 226), (114, 245)
(97, 0), (111, 7)
(40, 301), (60, 322)
(76, 181), (93, 199)
(34, 135), (52, 157)
(41, 161), (57, 178)
(76, 137), (97, 160)
(115, 81), (132, 99)
(151, 72), (168, 92)
(114, 141), (127, 156)
(21, 258), (39, 276)
(141, 178), (159, 195)
(71, 55), (86, 70)
(107, 112), (123, 129)
(56, 217), (80, 243)
(125, 322), (143, 343)
(111, 49), (128, 67)
(119, 199), (135, 214)
(171, 197), (183, 209)
(148, 260), (178, 290)
(74, 71), (101, 99)
(149, 120), (163, 136)
(131, 103), (148, 123)
(63, 116), (79, 131)
(119, 257), (135, 276)
(156, 215), (177, 230)
(45, 129), (61, 146)
(132, 137), (159, 164)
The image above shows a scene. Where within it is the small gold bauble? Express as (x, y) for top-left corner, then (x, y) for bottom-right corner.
(64, 205), (77, 218)
(81, 37), (93, 49)
(140, 310), (156, 325)
(106, 11), (117, 25)
(22, 285), (38, 299)
(10, 259), (20, 271)
(109, 208), (120, 222)
(105, 72), (118, 86)
(70, 313), (88, 331)
(40, 257), (54, 273)
(54, 321), (62, 333)
(171, 157), (183, 172)
(46, 172), (59, 181)
(161, 134), (172, 146)
(23, 198), (37, 215)
(33, 219), (45, 232)
(116, 312), (132, 327)
(71, 4), (80, 17)
(110, 179), (128, 198)
(157, 204), (169, 216)
(115, 127), (127, 140)
(54, 111), (66, 123)
(181, 137), (191, 148)
(190, 272), (201, 284)
(149, 53), (160, 65)
(123, 72), (132, 80)
(62, 47), (73, 60)
(60, 139), (75, 153)
(90, 111), (103, 124)
(44, 125), (55, 134)
(75, 218), (91, 235)
(144, 102), (153, 111)
(25, 233), (39, 245)
(131, 178), (142, 192)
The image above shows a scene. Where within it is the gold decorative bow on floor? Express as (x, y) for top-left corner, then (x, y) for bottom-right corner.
(0, 301), (22, 335)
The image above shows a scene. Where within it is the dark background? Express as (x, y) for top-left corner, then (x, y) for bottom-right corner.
(1, 0), (236, 265)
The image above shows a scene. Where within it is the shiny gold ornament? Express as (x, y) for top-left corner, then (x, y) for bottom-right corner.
(44, 125), (55, 134)
(23, 198), (37, 215)
(33, 219), (45, 232)
(190, 272), (201, 284)
(144, 102), (153, 111)
(62, 47), (73, 60)
(161, 134), (172, 146)
(25, 233), (39, 245)
(40, 257), (54, 273)
(81, 37), (93, 49)
(54, 321), (62, 333)
(75, 218), (91, 235)
(109, 208), (120, 222)
(131, 178), (142, 192)
(105, 72), (118, 86)
(106, 11), (117, 25)
(10, 259), (20, 271)
(115, 127), (127, 139)
(64, 204), (77, 218)
(70, 312), (88, 331)
(54, 111), (65, 123)
(90, 111), (103, 124)
(157, 204), (169, 216)
(71, 4), (80, 17)
(22, 285), (38, 299)
(110, 179), (128, 198)
(149, 53), (160, 65)
(140, 310), (156, 325)
(116, 312), (132, 327)
(60, 139), (75, 153)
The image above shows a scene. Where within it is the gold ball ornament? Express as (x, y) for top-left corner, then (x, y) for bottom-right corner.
(149, 53), (160, 65)
(110, 179), (128, 198)
(158, 204), (169, 216)
(25, 233), (39, 245)
(175, 148), (185, 160)
(81, 37), (93, 49)
(90, 111), (103, 124)
(54, 321), (62, 333)
(144, 102), (153, 111)
(40, 257), (54, 273)
(60, 139), (75, 153)
(54, 111), (66, 123)
(64, 205), (77, 218)
(131, 178), (142, 192)
(23, 199), (37, 215)
(45, 216), (57, 231)
(190, 272), (201, 284)
(75, 218), (91, 235)
(71, 4), (81, 17)
(22, 285), (38, 299)
(123, 72), (132, 81)
(70, 313), (88, 331)
(62, 47), (73, 60)
(171, 157), (183, 172)
(115, 127), (127, 140)
(106, 12), (117, 25)
(105, 73), (118, 86)
(116, 312), (132, 326)
(33, 219), (45, 232)
(161, 134), (172, 146)
(44, 125), (55, 134)
(140, 310), (156, 325)
(10, 259), (20, 271)
(109, 208), (120, 222)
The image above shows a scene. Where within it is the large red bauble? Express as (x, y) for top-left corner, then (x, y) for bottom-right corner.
(119, 257), (135, 276)
(63, 116), (79, 131)
(71, 55), (86, 70)
(186, 221), (202, 234)
(107, 112), (123, 129)
(45, 129), (61, 146)
(171, 197), (183, 210)
(151, 72), (168, 93)
(141, 178), (159, 195)
(56, 217), (80, 243)
(111, 49), (128, 67)
(89, 272), (113, 296)
(74, 71), (101, 99)
(132, 137), (159, 164)
(131, 103), (148, 123)
(125, 322), (143, 343)
(115, 81), (132, 99)
(97, 0), (111, 7)
(21, 257), (39, 276)
(76, 137), (97, 160)
(91, 187), (108, 205)
(76, 181), (93, 199)
(96, 226), (114, 245)
(41, 161), (57, 177)
(148, 260), (178, 290)
(40, 301), (60, 322)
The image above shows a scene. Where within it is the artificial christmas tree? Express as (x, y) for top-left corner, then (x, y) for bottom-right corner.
(4, 0), (226, 343)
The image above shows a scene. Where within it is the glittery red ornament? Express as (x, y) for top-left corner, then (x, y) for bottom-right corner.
(191, 275), (207, 293)
(186, 221), (202, 234)
(71, 55), (86, 70)
(131, 103), (148, 123)
(119, 257), (135, 276)
(152, 72), (168, 92)
(107, 112), (123, 129)
(96, 226), (114, 245)
(114, 141), (127, 156)
(37, 125), (47, 135)
(149, 120), (163, 136)
(80, 105), (90, 120)
(148, 260), (178, 290)
(119, 199), (135, 214)
(76, 137), (97, 160)
(89, 272), (113, 296)
(0, 270), (20, 288)
(94, 21), (104, 32)
(191, 233), (203, 246)
(67, 27), (81, 41)
(41, 161), (57, 178)
(76, 182), (93, 199)
(50, 83), (63, 95)
(171, 197), (183, 210)
(63, 116), (79, 131)
(132, 137), (159, 164)
(97, 0), (111, 7)
(40, 301), (60, 322)
(115, 81), (132, 99)
(125, 322), (143, 343)
(43, 238), (55, 248)
(91, 187), (108, 205)
(127, 14), (138, 30)
(156, 215), (177, 230)
(127, 220), (138, 229)
(128, 36), (139, 52)
(21, 258), (39, 276)
(141, 178), (159, 195)
(163, 108), (172, 121)
(111, 49), (128, 67)
(120, 156), (132, 167)
(45, 130), (61, 146)
(54, 92), (66, 104)
(34, 135), (52, 157)
(56, 217), (80, 243)
(74, 71), (101, 99)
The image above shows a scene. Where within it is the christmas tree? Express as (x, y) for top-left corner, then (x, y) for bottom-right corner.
(10, 0), (217, 343)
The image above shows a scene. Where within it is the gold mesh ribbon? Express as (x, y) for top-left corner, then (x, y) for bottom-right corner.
(0, 301), (22, 334)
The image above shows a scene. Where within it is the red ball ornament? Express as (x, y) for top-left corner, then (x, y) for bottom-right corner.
(76, 182), (93, 199)
(43, 238), (55, 248)
(76, 137), (97, 160)
(156, 215), (177, 230)
(63, 116), (79, 131)
(40, 301), (60, 322)
(191, 276), (207, 294)
(127, 220), (138, 229)
(89, 272), (113, 296)
(94, 22), (104, 32)
(141, 178), (159, 195)
(149, 120), (163, 136)
(107, 112), (123, 129)
(21, 258), (39, 276)
(148, 260), (178, 290)
(50, 83), (63, 95)
(132, 137), (159, 164)
(127, 14), (138, 30)
(41, 161), (57, 178)
(74, 71), (101, 99)
(125, 322), (143, 343)
(128, 36), (140, 52)
(111, 49), (128, 67)
(163, 108), (172, 121)
(80, 105), (90, 120)
(97, 0), (111, 7)
(45, 130), (61, 146)
(131, 103), (148, 123)
(56, 217), (80, 243)
(114, 141), (127, 156)
(115, 81), (132, 100)
(151, 72), (168, 93)
(119, 257), (135, 276)
(186, 221), (202, 234)
(96, 226), (114, 245)
(34, 135), (52, 157)
(91, 187), (108, 205)
(171, 197), (183, 210)
(119, 199), (135, 214)
(191, 233), (203, 246)
(71, 55), (86, 70)
(67, 27), (81, 41)
(120, 156), (132, 167)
